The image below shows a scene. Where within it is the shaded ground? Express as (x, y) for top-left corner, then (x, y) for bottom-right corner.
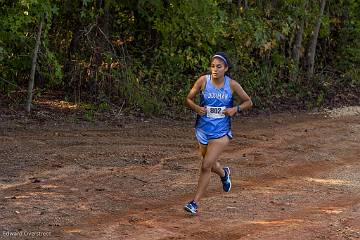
(0, 106), (359, 240)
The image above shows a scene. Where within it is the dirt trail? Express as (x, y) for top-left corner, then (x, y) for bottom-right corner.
(0, 108), (359, 240)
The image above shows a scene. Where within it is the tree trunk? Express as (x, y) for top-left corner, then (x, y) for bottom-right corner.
(291, 18), (305, 81)
(26, 20), (43, 113)
(99, 0), (111, 36)
(293, 19), (304, 64)
(341, 2), (349, 22)
(104, 0), (110, 36)
(271, 0), (278, 8)
(68, 29), (81, 58)
(237, 0), (249, 15)
(307, 0), (326, 78)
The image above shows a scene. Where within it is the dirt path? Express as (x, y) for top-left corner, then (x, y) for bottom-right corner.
(0, 108), (359, 239)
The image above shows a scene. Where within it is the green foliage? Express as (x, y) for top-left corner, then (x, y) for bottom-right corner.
(142, 0), (227, 110)
(1, 0), (359, 114)
(79, 102), (96, 110)
(39, 48), (63, 88)
(98, 102), (109, 110)
(337, 5), (360, 65)
(84, 110), (94, 121)
(0, 0), (60, 92)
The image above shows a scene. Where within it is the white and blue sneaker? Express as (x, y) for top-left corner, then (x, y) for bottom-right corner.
(184, 200), (198, 214)
(221, 167), (231, 192)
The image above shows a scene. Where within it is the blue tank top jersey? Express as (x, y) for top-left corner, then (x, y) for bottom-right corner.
(195, 74), (233, 138)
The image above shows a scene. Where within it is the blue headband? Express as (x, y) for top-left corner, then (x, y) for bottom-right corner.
(212, 54), (228, 66)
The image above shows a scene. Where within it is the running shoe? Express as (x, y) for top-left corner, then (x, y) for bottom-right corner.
(221, 167), (231, 192)
(184, 200), (198, 214)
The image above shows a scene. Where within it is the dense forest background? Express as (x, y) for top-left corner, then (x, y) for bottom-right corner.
(1, 0), (359, 116)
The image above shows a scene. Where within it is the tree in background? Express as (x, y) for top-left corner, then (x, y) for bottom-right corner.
(306, 0), (326, 78)
(0, 0), (359, 114)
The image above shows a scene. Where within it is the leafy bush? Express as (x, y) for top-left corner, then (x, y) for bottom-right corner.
(1, 0), (359, 114)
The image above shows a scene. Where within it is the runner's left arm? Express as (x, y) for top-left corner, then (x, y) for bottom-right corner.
(223, 80), (253, 117)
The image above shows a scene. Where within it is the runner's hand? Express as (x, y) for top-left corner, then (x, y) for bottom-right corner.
(196, 106), (206, 116)
(223, 107), (237, 117)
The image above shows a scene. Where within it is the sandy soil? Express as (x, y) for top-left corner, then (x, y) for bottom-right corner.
(0, 107), (359, 240)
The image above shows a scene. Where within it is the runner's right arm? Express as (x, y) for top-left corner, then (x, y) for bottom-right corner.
(186, 76), (206, 116)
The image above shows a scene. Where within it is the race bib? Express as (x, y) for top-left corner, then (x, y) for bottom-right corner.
(206, 106), (226, 118)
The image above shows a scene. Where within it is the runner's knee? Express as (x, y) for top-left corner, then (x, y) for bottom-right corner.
(201, 161), (213, 172)
(211, 162), (220, 172)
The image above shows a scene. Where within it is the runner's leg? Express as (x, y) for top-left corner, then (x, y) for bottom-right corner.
(212, 161), (225, 177)
(193, 136), (229, 203)
(199, 143), (224, 177)
(198, 143), (207, 158)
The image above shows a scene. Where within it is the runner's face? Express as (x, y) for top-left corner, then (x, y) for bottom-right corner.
(211, 58), (228, 80)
